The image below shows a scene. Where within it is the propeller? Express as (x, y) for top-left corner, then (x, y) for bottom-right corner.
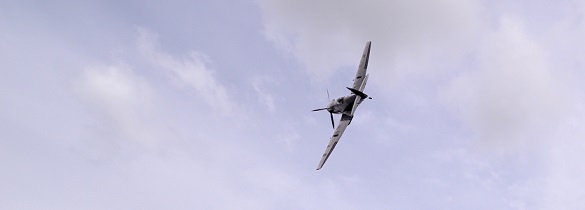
(329, 112), (335, 129)
(312, 90), (335, 129)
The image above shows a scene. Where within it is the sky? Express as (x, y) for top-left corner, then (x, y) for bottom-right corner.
(2, 0), (585, 209)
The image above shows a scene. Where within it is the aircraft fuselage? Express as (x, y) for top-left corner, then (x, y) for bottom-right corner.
(326, 95), (359, 115)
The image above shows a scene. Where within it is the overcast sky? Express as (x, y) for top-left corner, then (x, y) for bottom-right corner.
(2, 0), (585, 209)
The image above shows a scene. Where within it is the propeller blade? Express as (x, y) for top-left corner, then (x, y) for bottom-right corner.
(327, 89), (330, 101)
(312, 108), (327, 112)
(330, 112), (335, 129)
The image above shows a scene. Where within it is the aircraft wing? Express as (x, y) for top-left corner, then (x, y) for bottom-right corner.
(316, 114), (353, 170)
(347, 42), (371, 117)
(351, 41), (371, 91)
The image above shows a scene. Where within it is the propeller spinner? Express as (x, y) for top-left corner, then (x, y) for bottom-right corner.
(312, 90), (335, 129)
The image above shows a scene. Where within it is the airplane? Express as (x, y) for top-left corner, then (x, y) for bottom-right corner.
(313, 41), (372, 170)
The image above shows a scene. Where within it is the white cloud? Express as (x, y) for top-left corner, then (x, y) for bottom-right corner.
(73, 28), (241, 154)
(441, 17), (568, 152)
(251, 76), (277, 113)
(439, 14), (585, 208)
(77, 63), (169, 149)
(136, 28), (234, 116)
(259, 0), (481, 81)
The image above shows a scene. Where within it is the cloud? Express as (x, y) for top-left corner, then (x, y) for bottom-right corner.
(439, 14), (585, 207)
(259, 0), (481, 81)
(441, 17), (568, 152)
(136, 28), (234, 116)
(541, 112), (585, 209)
(77, 62), (169, 149)
(251, 76), (277, 113)
(74, 28), (239, 152)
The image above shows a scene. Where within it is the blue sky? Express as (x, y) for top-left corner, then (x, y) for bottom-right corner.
(2, 0), (585, 209)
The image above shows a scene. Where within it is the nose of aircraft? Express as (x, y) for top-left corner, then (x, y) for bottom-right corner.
(327, 100), (337, 113)
(326, 100), (336, 112)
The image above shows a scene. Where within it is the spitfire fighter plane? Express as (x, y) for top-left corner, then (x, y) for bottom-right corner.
(313, 41), (372, 170)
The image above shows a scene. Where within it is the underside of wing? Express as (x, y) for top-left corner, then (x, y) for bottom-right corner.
(316, 115), (353, 170)
(351, 41), (371, 91)
(359, 73), (369, 92)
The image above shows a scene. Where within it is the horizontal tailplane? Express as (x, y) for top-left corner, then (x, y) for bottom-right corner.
(346, 87), (368, 99)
